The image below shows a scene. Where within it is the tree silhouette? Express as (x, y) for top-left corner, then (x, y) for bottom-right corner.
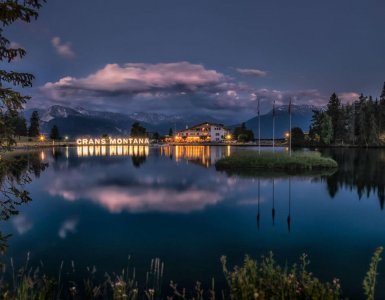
(28, 110), (40, 137)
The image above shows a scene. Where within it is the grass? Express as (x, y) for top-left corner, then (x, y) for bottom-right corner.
(215, 151), (338, 173)
(0, 248), (382, 299)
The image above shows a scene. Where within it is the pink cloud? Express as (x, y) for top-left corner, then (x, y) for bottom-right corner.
(236, 68), (267, 77)
(338, 92), (360, 104)
(43, 62), (224, 96)
(51, 36), (75, 59)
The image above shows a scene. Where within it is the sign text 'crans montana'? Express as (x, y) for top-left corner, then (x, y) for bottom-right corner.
(76, 137), (150, 145)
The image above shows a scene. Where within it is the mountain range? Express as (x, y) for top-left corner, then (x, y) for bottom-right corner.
(23, 104), (319, 138)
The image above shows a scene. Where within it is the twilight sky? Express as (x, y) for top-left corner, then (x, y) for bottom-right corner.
(6, 0), (385, 122)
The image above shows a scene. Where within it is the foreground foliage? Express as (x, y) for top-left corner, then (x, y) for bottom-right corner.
(215, 151), (338, 172)
(0, 248), (382, 299)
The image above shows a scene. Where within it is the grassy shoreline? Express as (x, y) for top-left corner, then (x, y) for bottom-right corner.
(215, 151), (338, 172)
(1, 249), (382, 299)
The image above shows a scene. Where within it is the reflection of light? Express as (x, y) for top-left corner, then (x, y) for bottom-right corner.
(76, 145), (149, 157)
(161, 145), (230, 167)
(65, 146), (69, 159)
(40, 151), (45, 161)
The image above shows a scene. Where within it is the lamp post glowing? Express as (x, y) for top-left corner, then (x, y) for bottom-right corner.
(39, 135), (45, 142)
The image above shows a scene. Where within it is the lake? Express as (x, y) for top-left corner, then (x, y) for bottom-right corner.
(1, 145), (385, 299)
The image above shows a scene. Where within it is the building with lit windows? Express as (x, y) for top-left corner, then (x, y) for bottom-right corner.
(174, 122), (231, 143)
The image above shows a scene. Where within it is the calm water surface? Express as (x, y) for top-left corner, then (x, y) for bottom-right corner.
(2, 145), (385, 299)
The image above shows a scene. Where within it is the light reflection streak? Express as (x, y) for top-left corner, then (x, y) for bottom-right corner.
(160, 145), (230, 167)
(77, 145), (149, 157)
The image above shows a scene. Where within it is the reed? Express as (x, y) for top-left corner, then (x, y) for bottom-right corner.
(0, 249), (382, 299)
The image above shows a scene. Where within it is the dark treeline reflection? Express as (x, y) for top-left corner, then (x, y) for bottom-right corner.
(321, 148), (385, 208)
(0, 151), (47, 252)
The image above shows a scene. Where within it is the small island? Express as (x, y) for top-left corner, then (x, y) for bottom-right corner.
(215, 151), (338, 172)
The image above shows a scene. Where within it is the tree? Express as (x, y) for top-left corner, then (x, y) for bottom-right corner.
(28, 110), (40, 137)
(233, 123), (254, 142)
(320, 113), (333, 145)
(326, 93), (343, 143)
(49, 125), (60, 141)
(379, 82), (385, 135)
(290, 127), (305, 147)
(130, 122), (147, 137)
(0, 0), (45, 149)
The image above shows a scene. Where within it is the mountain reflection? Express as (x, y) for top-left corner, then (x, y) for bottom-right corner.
(321, 148), (385, 208)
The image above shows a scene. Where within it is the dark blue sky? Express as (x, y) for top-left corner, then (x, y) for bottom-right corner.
(6, 0), (385, 122)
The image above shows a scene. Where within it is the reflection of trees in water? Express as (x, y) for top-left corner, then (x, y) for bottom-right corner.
(0, 152), (47, 252)
(321, 149), (385, 208)
(131, 155), (146, 168)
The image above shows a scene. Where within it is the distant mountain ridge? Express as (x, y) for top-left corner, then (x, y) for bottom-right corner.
(23, 105), (224, 137)
(23, 104), (320, 138)
(240, 104), (320, 138)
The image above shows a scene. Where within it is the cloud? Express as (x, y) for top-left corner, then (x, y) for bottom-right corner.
(58, 218), (78, 239)
(12, 215), (33, 235)
(338, 92), (360, 104)
(43, 62), (224, 96)
(236, 68), (267, 77)
(51, 36), (75, 59)
(87, 187), (221, 213)
(38, 61), (336, 122)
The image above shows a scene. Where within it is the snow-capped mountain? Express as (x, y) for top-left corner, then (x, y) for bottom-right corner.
(23, 104), (319, 137)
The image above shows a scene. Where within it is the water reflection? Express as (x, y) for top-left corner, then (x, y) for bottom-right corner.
(321, 148), (385, 209)
(160, 145), (230, 167)
(77, 145), (149, 157)
(0, 151), (47, 252)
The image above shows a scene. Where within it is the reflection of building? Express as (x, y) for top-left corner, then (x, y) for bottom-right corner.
(174, 122), (230, 143)
(161, 145), (231, 167)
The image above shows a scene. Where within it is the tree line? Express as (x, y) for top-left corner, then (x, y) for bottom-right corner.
(308, 82), (385, 147)
(0, 110), (61, 141)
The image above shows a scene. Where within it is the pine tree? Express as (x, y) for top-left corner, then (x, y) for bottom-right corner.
(131, 122), (147, 137)
(326, 93), (343, 143)
(379, 82), (385, 137)
(49, 125), (60, 140)
(0, 1), (45, 148)
(28, 110), (40, 137)
(320, 113), (333, 145)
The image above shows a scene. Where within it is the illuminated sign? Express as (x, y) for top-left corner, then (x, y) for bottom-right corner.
(76, 137), (150, 145)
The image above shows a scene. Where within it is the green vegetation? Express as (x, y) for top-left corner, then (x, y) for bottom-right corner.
(49, 125), (60, 141)
(308, 83), (385, 147)
(28, 110), (40, 138)
(290, 127), (305, 147)
(131, 122), (147, 137)
(0, 0), (45, 150)
(215, 151), (338, 172)
(0, 249), (383, 299)
(233, 123), (254, 142)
